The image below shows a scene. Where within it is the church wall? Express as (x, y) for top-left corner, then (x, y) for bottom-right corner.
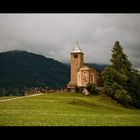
(77, 68), (103, 88)
(96, 72), (103, 87)
(80, 70), (89, 87)
(77, 69), (94, 87)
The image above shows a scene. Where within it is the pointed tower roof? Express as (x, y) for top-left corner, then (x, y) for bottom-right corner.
(71, 42), (83, 53)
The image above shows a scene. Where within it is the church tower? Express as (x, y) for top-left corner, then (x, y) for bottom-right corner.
(67, 42), (84, 90)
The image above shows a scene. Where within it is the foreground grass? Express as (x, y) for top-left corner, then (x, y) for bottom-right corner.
(0, 92), (140, 126)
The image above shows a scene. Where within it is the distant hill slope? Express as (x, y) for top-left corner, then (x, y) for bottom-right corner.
(0, 50), (108, 96)
(0, 50), (70, 90)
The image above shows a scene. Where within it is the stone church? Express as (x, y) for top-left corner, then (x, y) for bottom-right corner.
(67, 42), (102, 91)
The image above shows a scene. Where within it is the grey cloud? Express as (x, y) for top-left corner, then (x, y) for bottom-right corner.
(0, 14), (140, 67)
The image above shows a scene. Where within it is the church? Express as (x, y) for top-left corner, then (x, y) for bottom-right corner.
(67, 42), (102, 91)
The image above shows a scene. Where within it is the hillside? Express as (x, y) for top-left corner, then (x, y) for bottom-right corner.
(0, 50), (70, 93)
(0, 93), (140, 126)
(0, 50), (108, 96)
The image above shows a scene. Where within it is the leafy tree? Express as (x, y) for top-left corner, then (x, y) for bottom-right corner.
(127, 69), (140, 107)
(102, 66), (127, 99)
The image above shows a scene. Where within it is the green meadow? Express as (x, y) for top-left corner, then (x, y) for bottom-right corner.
(0, 93), (140, 126)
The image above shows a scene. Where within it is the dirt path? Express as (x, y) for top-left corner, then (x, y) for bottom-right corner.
(0, 93), (43, 102)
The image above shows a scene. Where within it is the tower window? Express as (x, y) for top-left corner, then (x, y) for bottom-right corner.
(74, 54), (78, 58)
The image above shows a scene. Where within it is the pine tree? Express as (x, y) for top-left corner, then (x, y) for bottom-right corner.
(102, 41), (140, 107)
(111, 41), (132, 72)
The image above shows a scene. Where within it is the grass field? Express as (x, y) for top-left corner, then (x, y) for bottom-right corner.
(0, 92), (140, 126)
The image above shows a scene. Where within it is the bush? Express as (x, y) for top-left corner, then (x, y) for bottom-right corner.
(86, 83), (96, 94)
(114, 89), (132, 105)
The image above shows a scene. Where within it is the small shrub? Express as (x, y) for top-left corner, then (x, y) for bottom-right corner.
(114, 89), (132, 105)
(75, 86), (81, 93)
(86, 83), (96, 94)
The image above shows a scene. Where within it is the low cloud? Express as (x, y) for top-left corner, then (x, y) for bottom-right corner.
(0, 14), (140, 67)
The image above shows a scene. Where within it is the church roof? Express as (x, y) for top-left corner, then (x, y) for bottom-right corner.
(77, 65), (100, 73)
(71, 42), (83, 53)
(78, 65), (94, 71)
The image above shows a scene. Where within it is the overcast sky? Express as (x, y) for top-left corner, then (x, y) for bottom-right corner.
(0, 14), (140, 67)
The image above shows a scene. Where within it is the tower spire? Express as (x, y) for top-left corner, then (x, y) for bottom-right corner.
(71, 42), (83, 53)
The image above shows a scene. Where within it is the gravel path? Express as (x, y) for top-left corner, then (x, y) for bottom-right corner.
(0, 93), (43, 102)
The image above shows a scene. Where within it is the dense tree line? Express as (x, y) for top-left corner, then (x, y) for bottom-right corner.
(102, 41), (140, 108)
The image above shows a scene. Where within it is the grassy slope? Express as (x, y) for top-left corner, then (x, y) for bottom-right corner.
(0, 93), (140, 126)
